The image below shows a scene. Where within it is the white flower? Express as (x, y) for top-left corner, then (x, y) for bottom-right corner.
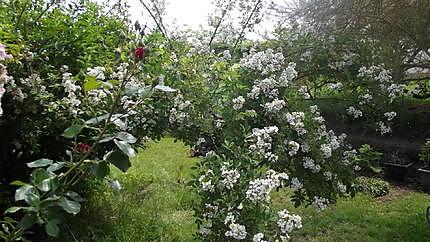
(277, 209), (302, 238)
(320, 144), (332, 158)
(327, 82), (343, 91)
(0, 44), (13, 61)
(225, 223), (247, 240)
(224, 212), (236, 225)
(264, 99), (285, 114)
(346, 106), (362, 119)
(303, 157), (321, 173)
(290, 177), (303, 191)
(286, 141), (300, 156)
(87, 66), (106, 80)
(240, 48), (284, 74)
(279, 62), (297, 87)
(314, 196), (329, 210)
(253, 233), (267, 242)
(384, 111), (397, 121)
(376, 121), (391, 135)
(246, 170), (289, 203)
(298, 85), (310, 99)
(232, 96), (245, 110)
(220, 164), (240, 189)
(337, 181), (347, 193)
(197, 137), (206, 146)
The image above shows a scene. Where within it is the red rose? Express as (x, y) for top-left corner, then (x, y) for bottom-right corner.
(77, 143), (91, 153)
(134, 47), (145, 59)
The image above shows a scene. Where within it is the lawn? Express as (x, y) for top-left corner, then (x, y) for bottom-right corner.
(63, 138), (430, 241)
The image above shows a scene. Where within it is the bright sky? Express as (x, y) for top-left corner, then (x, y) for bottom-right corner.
(126, 0), (291, 38)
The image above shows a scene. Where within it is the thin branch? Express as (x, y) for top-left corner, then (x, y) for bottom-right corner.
(139, 0), (167, 37)
(232, 0), (263, 52)
(208, 7), (229, 47)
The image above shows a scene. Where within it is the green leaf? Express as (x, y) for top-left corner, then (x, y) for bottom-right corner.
(66, 191), (85, 202)
(83, 76), (101, 91)
(104, 150), (131, 172)
(45, 220), (60, 237)
(58, 197), (81, 215)
(20, 213), (38, 229)
(31, 169), (51, 187)
(370, 165), (383, 173)
(15, 185), (35, 201)
(47, 162), (65, 173)
(5, 206), (23, 214)
(92, 161), (110, 178)
(10, 180), (28, 186)
(27, 159), (53, 168)
(40, 177), (60, 192)
(85, 113), (110, 125)
(114, 139), (135, 157)
(116, 132), (137, 144)
(62, 124), (85, 139)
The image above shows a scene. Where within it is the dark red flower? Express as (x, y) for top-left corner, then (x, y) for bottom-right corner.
(134, 47), (145, 59)
(76, 143), (91, 153)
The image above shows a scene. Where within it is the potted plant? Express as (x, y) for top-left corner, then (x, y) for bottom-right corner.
(355, 144), (383, 175)
(383, 151), (413, 181)
(417, 140), (430, 192)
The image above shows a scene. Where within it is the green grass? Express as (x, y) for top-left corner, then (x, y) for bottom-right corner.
(62, 138), (430, 241)
(62, 138), (199, 242)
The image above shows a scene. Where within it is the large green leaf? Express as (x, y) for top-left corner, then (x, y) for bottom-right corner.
(27, 158), (53, 168)
(4, 206), (23, 214)
(15, 185), (35, 201)
(58, 197), (81, 215)
(116, 131), (137, 144)
(45, 220), (60, 237)
(83, 76), (101, 91)
(92, 161), (110, 178)
(85, 113), (110, 125)
(114, 139), (136, 157)
(20, 213), (38, 229)
(62, 124), (85, 139)
(104, 150), (131, 172)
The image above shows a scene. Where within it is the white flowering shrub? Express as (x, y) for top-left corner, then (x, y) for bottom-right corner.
(184, 49), (359, 240)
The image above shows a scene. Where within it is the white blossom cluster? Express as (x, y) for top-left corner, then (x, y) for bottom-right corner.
(264, 98), (285, 114)
(384, 111), (397, 121)
(203, 203), (218, 219)
(220, 163), (241, 190)
(279, 62), (298, 87)
(286, 140), (300, 156)
(277, 209), (302, 238)
(303, 157), (321, 173)
(376, 121), (391, 135)
(169, 94), (191, 125)
(87, 66), (106, 80)
(62, 72), (81, 116)
(240, 48), (285, 75)
(290, 177), (303, 191)
(248, 77), (279, 100)
(198, 169), (215, 192)
(225, 223), (247, 240)
(320, 143), (332, 158)
(298, 85), (311, 99)
(327, 82), (343, 91)
(337, 181), (347, 193)
(232, 96), (245, 110)
(329, 52), (356, 70)
(248, 126), (279, 162)
(386, 84), (406, 103)
(0, 44), (13, 116)
(252, 233), (267, 242)
(346, 106), (363, 119)
(285, 112), (307, 135)
(359, 93), (373, 105)
(246, 170), (289, 203)
(313, 196), (329, 210)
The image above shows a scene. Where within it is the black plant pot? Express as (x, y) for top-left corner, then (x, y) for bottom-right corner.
(417, 168), (430, 192)
(383, 162), (413, 181)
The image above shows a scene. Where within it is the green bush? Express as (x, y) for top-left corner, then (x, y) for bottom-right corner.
(354, 176), (390, 198)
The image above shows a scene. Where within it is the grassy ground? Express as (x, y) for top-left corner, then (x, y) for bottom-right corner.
(63, 138), (430, 241)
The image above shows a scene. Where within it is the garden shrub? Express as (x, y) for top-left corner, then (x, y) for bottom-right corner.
(353, 176), (390, 198)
